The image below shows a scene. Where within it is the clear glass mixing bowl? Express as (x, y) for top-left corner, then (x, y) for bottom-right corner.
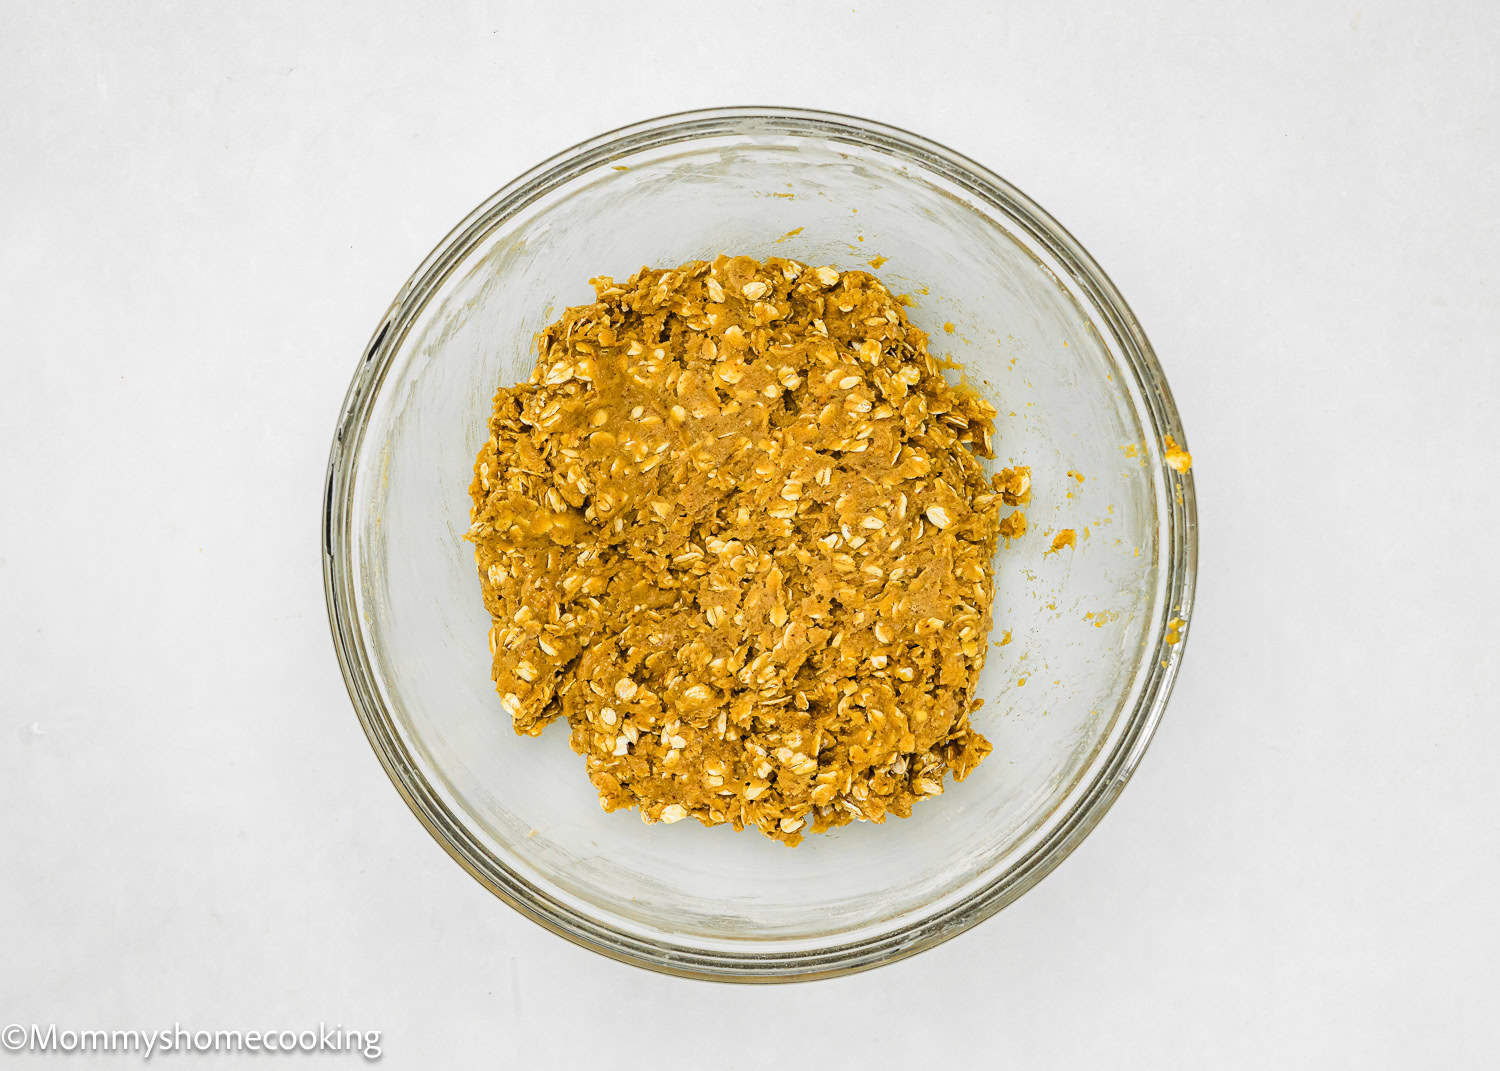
(322, 107), (1197, 980)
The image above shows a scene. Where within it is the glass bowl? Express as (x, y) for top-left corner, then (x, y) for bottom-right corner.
(322, 107), (1196, 981)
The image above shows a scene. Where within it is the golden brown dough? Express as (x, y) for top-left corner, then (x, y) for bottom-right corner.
(468, 256), (1027, 844)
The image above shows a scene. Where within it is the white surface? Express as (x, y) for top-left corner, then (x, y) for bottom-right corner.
(2, 2), (1497, 1066)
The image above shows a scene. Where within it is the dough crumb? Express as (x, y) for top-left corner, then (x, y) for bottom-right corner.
(999, 509), (1027, 540)
(1163, 435), (1192, 473)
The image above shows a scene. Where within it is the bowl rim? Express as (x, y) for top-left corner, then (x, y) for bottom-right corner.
(322, 105), (1198, 982)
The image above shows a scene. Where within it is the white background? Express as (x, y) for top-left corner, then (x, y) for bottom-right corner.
(3, 2), (1497, 1067)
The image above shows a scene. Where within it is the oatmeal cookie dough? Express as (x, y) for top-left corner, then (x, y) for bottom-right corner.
(468, 255), (1028, 844)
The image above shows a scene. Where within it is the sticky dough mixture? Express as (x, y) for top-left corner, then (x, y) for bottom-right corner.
(468, 256), (1028, 844)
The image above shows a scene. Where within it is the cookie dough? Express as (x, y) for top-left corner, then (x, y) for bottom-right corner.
(468, 255), (1027, 844)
